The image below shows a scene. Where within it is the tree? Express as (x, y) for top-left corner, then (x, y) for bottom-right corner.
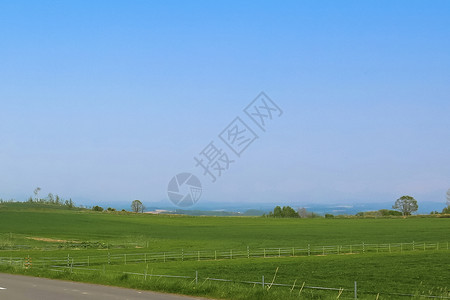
(47, 193), (54, 204)
(33, 187), (41, 202)
(92, 205), (104, 212)
(273, 206), (282, 217)
(267, 206), (299, 218)
(297, 207), (309, 218)
(131, 200), (145, 213)
(297, 207), (320, 218)
(446, 189), (450, 207)
(66, 198), (74, 209)
(392, 195), (418, 216)
(281, 206), (298, 218)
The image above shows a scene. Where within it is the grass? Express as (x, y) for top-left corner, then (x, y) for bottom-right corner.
(0, 204), (449, 299)
(114, 251), (448, 295)
(1, 206), (449, 249)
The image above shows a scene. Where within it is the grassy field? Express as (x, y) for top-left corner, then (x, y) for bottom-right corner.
(0, 203), (449, 299)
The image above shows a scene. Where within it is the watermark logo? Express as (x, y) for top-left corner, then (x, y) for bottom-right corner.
(167, 92), (283, 208)
(219, 117), (258, 157)
(167, 173), (202, 207)
(194, 141), (235, 183)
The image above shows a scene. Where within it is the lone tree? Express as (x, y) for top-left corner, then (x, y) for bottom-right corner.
(442, 189), (450, 214)
(33, 187), (41, 202)
(393, 195), (418, 216)
(131, 200), (145, 213)
(446, 189), (450, 207)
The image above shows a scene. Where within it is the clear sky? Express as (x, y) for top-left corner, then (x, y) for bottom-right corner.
(1, 1), (449, 208)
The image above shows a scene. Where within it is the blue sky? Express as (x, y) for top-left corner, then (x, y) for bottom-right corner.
(1, 1), (449, 209)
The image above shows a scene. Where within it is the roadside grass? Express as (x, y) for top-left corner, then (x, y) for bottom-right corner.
(1, 252), (449, 299)
(0, 264), (343, 300)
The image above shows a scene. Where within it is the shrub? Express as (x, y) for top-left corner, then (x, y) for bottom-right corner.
(92, 205), (104, 212)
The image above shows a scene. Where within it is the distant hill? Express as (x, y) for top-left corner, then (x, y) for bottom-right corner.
(144, 200), (447, 216)
(156, 208), (266, 217)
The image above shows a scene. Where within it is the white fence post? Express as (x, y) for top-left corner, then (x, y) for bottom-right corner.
(354, 281), (357, 299)
(262, 275), (265, 289)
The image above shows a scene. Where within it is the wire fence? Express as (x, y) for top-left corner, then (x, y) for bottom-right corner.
(0, 242), (449, 267)
(0, 241), (449, 269)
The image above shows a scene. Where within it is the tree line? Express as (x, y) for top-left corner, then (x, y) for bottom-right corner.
(22, 187), (76, 208)
(265, 192), (450, 218)
(92, 200), (145, 213)
(263, 206), (321, 218)
(0, 188), (146, 214)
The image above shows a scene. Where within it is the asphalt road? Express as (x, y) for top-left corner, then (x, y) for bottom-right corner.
(0, 273), (208, 300)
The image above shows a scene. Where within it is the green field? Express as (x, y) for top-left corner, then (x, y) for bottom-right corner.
(0, 204), (449, 299)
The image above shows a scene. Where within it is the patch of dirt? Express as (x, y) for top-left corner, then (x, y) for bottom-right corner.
(26, 237), (79, 243)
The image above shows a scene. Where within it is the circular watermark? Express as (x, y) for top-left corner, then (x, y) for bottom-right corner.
(167, 173), (202, 207)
